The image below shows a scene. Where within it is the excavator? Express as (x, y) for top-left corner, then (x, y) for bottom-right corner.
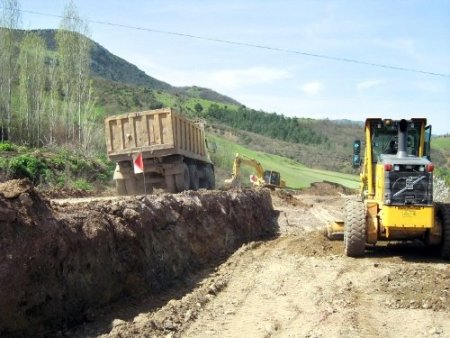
(328, 118), (449, 259)
(224, 153), (286, 189)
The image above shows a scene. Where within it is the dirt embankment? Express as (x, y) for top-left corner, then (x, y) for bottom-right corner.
(0, 180), (278, 337)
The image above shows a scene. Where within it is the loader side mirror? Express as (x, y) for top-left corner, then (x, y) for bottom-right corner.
(352, 140), (361, 168)
(424, 125), (431, 160)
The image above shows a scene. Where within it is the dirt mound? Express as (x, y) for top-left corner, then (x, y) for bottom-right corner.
(40, 187), (94, 199)
(283, 230), (343, 257)
(0, 182), (278, 337)
(0, 178), (33, 198)
(297, 181), (356, 196)
(272, 189), (313, 208)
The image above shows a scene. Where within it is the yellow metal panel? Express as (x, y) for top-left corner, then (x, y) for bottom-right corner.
(365, 120), (374, 198)
(418, 121), (425, 157)
(380, 205), (434, 228)
(366, 202), (378, 244)
(375, 164), (384, 202)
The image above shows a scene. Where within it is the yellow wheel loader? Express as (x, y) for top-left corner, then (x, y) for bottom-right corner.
(224, 153), (286, 189)
(332, 118), (450, 259)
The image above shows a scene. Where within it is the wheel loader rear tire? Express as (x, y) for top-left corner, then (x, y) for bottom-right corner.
(344, 199), (366, 257)
(437, 203), (450, 260)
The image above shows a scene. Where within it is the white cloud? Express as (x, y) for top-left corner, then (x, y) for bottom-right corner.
(357, 80), (384, 90)
(128, 56), (291, 91)
(300, 81), (323, 95)
(211, 67), (291, 90)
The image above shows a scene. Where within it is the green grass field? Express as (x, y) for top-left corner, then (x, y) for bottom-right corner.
(432, 136), (450, 152)
(209, 134), (359, 189)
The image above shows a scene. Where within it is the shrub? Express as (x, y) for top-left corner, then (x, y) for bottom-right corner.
(0, 142), (15, 152)
(8, 155), (47, 183)
(72, 179), (93, 191)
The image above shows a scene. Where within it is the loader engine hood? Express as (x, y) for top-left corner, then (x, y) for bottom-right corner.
(380, 155), (433, 206)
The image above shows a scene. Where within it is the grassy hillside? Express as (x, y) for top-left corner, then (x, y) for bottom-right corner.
(432, 136), (450, 152)
(431, 136), (450, 185)
(208, 123), (361, 174)
(209, 134), (359, 189)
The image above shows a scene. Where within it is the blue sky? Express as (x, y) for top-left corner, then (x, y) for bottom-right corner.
(16, 0), (450, 134)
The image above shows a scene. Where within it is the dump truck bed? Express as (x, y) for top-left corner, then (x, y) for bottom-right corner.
(105, 108), (210, 162)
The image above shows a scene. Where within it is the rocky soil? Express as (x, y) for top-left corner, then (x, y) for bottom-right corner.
(1, 180), (449, 337)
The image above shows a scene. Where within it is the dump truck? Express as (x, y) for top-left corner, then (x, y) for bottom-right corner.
(329, 118), (450, 259)
(224, 153), (286, 189)
(105, 108), (215, 195)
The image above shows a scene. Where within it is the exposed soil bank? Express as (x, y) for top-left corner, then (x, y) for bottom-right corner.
(0, 180), (277, 336)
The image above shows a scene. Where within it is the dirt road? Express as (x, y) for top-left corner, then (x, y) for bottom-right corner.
(68, 186), (449, 338)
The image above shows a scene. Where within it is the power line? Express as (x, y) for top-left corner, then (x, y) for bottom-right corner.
(3, 6), (450, 78)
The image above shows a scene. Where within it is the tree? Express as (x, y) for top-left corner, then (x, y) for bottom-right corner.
(56, 0), (92, 147)
(0, 0), (21, 141)
(194, 102), (203, 114)
(18, 33), (46, 146)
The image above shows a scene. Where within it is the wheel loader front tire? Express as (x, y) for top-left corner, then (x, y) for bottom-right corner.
(344, 199), (366, 257)
(437, 203), (450, 260)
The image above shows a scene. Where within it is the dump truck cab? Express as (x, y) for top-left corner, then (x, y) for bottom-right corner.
(345, 118), (450, 258)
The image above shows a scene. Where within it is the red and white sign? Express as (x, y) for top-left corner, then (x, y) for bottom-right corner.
(133, 153), (144, 174)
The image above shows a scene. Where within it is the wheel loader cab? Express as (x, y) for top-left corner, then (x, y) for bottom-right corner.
(344, 118), (449, 259)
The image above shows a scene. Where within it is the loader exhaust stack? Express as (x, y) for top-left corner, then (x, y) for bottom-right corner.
(397, 119), (408, 158)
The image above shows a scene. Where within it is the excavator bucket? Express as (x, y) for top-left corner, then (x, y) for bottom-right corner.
(224, 176), (241, 188)
(327, 219), (344, 240)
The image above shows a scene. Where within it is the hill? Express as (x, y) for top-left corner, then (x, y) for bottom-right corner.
(30, 29), (240, 107)
(209, 133), (359, 189)
(3, 28), (448, 183)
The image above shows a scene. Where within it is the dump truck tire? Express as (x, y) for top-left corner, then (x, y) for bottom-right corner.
(125, 177), (138, 195)
(189, 164), (199, 191)
(344, 199), (366, 257)
(437, 203), (450, 260)
(175, 164), (190, 192)
(165, 175), (177, 193)
(205, 165), (215, 190)
(115, 179), (127, 195)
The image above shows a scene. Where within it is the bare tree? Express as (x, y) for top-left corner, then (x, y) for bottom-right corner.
(46, 54), (58, 146)
(56, 0), (92, 147)
(18, 33), (46, 146)
(0, 0), (21, 141)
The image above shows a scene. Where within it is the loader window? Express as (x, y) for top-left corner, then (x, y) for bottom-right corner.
(372, 125), (398, 160)
(371, 123), (420, 161)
